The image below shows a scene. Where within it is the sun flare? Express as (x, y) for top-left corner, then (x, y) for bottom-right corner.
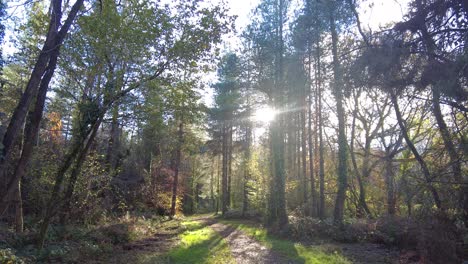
(251, 106), (277, 123)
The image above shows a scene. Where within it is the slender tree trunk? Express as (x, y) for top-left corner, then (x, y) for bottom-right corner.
(0, 0), (84, 182)
(60, 115), (104, 224)
(242, 104), (252, 216)
(267, 0), (287, 227)
(296, 116), (302, 202)
(37, 137), (86, 248)
(276, 0), (287, 228)
(307, 49), (317, 217)
(227, 123), (232, 208)
(210, 159), (215, 211)
(170, 121), (183, 217)
(301, 103), (308, 207)
(308, 81), (317, 217)
(384, 155), (396, 215)
(390, 90), (442, 209)
(417, 1), (460, 216)
(14, 182), (23, 233)
(432, 87), (467, 225)
(349, 93), (371, 217)
(315, 40), (325, 219)
(38, 107), (104, 248)
(0, 46), (59, 216)
(330, 7), (348, 226)
(222, 125), (228, 215)
(106, 105), (120, 171)
(216, 154), (221, 214)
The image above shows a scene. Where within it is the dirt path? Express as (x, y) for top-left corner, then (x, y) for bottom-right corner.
(191, 216), (297, 264)
(209, 222), (297, 264)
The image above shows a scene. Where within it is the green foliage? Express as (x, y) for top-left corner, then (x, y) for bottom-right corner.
(0, 248), (26, 264)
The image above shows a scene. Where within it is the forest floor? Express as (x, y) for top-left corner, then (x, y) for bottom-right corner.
(99, 214), (401, 264)
(1, 213), (408, 263)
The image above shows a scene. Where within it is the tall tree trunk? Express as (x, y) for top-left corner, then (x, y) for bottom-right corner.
(432, 84), (467, 225)
(170, 121), (184, 217)
(106, 105), (120, 171)
(227, 123), (233, 208)
(390, 90), (442, 209)
(38, 109), (104, 248)
(60, 114), (104, 224)
(296, 115), (302, 203)
(14, 182), (23, 233)
(216, 154), (221, 214)
(307, 49), (317, 217)
(301, 101), (308, 207)
(349, 92), (371, 217)
(417, 0), (461, 217)
(276, 0), (288, 228)
(0, 0), (84, 182)
(267, 0), (287, 228)
(330, 7), (348, 225)
(384, 155), (396, 215)
(242, 104), (252, 216)
(210, 159), (215, 211)
(315, 39), (326, 219)
(0, 46), (59, 216)
(308, 80), (317, 217)
(37, 137), (87, 248)
(222, 125), (228, 215)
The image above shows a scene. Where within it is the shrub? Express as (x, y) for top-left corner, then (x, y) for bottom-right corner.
(0, 248), (26, 264)
(372, 216), (418, 248)
(417, 213), (463, 264)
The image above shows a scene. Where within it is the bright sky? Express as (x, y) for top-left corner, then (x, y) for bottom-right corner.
(224, 0), (409, 33)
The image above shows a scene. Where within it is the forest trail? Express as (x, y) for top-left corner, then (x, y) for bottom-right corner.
(174, 215), (399, 264)
(194, 215), (297, 264)
(209, 222), (294, 264)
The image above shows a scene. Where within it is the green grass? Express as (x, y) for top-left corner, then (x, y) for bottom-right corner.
(220, 220), (351, 264)
(165, 220), (235, 264)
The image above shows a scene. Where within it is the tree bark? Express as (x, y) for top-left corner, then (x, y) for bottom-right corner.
(0, 45), (59, 216)
(390, 90), (442, 210)
(221, 124), (228, 215)
(308, 88), (317, 216)
(106, 105), (120, 171)
(60, 114), (104, 224)
(0, 0), (84, 182)
(14, 182), (23, 233)
(301, 99), (308, 207)
(315, 39), (325, 219)
(432, 76), (467, 225)
(170, 121), (183, 217)
(384, 156), (396, 215)
(349, 92), (371, 217)
(330, 7), (348, 226)
(242, 103), (252, 216)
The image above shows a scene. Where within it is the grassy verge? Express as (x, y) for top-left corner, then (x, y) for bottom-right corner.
(220, 220), (351, 264)
(0, 214), (176, 263)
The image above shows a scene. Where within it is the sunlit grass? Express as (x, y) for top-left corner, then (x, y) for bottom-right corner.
(181, 220), (205, 231)
(221, 220), (351, 264)
(167, 220), (235, 264)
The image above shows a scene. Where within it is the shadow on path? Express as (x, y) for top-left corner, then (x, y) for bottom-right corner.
(193, 216), (305, 264)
